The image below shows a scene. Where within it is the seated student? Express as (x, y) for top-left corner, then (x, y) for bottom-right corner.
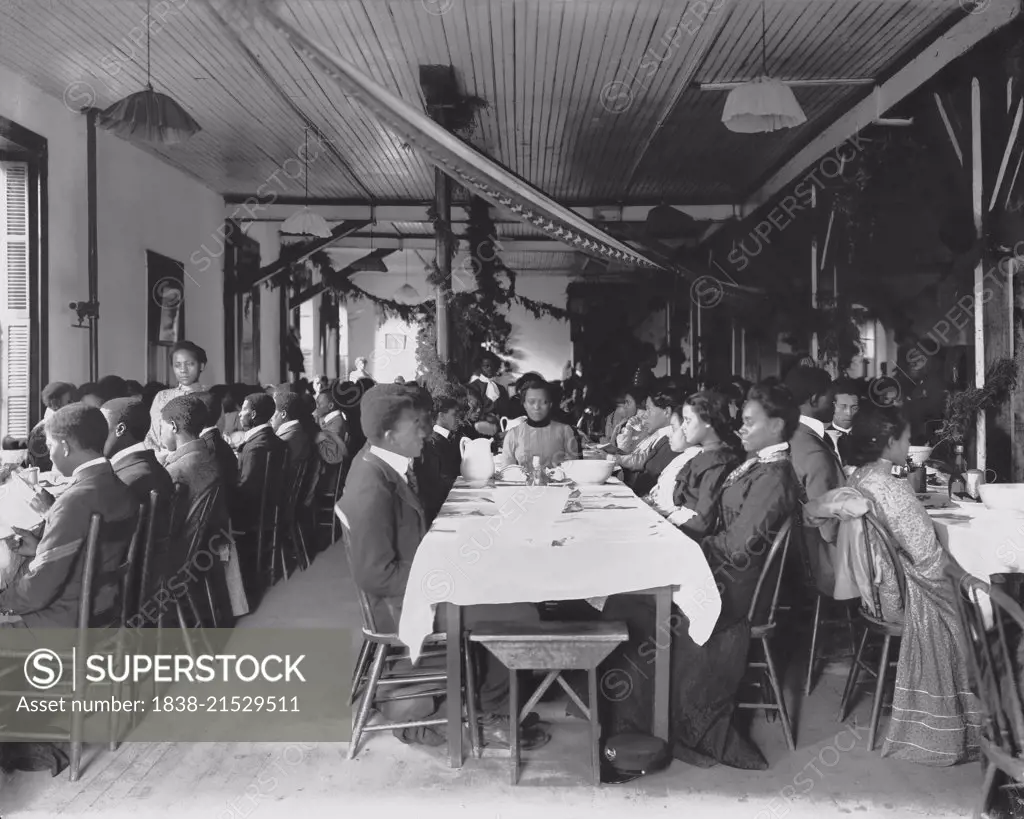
(232, 392), (287, 534)
(338, 385), (548, 750)
(40, 381), (76, 421)
(195, 392), (239, 492)
(271, 389), (320, 508)
(314, 382), (350, 466)
(76, 382), (104, 409)
(125, 380), (144, 398)
(101, 396), (174, 509)
(96, 375), (129, 403)
(414, 395), (463, 524)
(160, 395), (231, 624)
(2, 404), (137, 628)
(161, 395), (225, 542)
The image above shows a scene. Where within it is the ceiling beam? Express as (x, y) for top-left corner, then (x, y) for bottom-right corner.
(743, 0), (1020, 214)
(321, 237), (582, 252)
(239, 219), (369, 291)
(291, 249), (397, 307)
(227, 202), (740, 223)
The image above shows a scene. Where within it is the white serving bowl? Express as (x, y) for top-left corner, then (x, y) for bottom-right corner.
(908, 446), (933, 467)
(978, 484), (1024, 513)
(560, 458), (615, 485)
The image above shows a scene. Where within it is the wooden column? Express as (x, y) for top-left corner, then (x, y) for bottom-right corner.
(810, 187), (819, 363)
(435, 167), (451, 362)
(972, 78), (988, 470)
(86, 108), (99, 381)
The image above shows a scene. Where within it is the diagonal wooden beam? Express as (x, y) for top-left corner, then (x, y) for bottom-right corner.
(290, 248), (396, 307)
(239, 219), (369, 291)
(934, 91), (964, 167)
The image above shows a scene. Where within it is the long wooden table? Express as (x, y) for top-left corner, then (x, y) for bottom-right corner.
(397, 477), (722, 769)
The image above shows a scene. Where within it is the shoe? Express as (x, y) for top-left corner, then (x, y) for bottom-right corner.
(395, 726), (447, 747)
(479, 713), (552, 751)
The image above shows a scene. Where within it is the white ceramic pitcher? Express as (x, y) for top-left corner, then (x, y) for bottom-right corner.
(460, 436), (495, 485)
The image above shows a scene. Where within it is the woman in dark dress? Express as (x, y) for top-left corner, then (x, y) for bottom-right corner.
(599, 382), (801, 770)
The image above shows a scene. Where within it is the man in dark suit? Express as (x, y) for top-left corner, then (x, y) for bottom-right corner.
(232, 392), (287, 535)
(338, 384), (546, 750)
(3, 404), (137, 628)
(101, 396), (174, 508)
(161, 395), (231, 624)
(313, 387), (349, 467)
(414, 395), (462, 524)
(826, 377), (860, 469)
(195, 392), (239, 492)
(271, 390), (320, 505)
(466, 351), (511, 418)
(784, 366), (845, 596)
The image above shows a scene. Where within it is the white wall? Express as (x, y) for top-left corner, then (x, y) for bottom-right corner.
(0, 65), (226, 387)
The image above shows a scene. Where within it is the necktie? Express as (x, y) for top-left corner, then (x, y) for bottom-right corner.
(822, 431), (838, 457)
(406, 466), (420, 496)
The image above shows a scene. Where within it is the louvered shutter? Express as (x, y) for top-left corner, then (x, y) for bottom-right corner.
(1, 161), (31, 439)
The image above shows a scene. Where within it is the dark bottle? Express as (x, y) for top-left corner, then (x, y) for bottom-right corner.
(948, 444), (967, 499)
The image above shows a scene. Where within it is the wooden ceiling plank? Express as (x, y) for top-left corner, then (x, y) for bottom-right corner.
(540, 0), (574, 191)
(621, 0), (732, 197)
(746, 0), (1021, 212)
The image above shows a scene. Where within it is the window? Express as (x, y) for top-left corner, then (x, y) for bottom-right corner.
(1, 160), (30, 439)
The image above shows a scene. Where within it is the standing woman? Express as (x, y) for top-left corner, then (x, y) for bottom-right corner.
(145, 341), (209, 451)
(500, 379), (578, 468)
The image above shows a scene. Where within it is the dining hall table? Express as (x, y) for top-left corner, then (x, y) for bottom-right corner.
(397, 475), (723, 768)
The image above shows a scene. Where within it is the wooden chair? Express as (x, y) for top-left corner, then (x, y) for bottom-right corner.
(468, 621), (629, 785)
(797, 537), (857, 696)
(948, 566), (1024, 819)
(837, 512), (907, 751)
(271, 458), (310, 582)
(168, 486), (222, 659)
(0, 510), (142, 780)
(316, 460), (347, 545)
(335, 510), (478, 759)
(737, 517), (796, 750)
(255, 448), (287, 594)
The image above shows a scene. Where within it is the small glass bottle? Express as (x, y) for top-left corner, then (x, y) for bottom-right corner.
(948, 444), (967, 499)
(530, 455), (547, 486)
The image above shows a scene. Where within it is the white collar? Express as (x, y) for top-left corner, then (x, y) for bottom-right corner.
(830, 423), (851, 434)
(323, 410), (341, 425)
(110, 442), (147, 465)
(200, 426), (219, 438)
(758, 442), (790, 460)
(72, 456), (108, 478)
(369, 445), (411, 483)
(800, 415), (826, 439)
(433, 424), (451, 439)
(276, 420), (301, 436)
(243, 423), (271, 442)
(472, 374), (495, 384)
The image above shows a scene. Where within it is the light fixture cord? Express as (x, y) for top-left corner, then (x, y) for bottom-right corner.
(146, 0), (152, 88)
(761, 0), (767, 76)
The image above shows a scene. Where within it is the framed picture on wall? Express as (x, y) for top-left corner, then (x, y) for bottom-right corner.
(147, 251), (185, 345)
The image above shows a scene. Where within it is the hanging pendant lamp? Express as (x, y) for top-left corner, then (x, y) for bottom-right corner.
(722, 0), (806, 134)
(281, 129), (333, 238)
(97, 0), (201, 144)
(394, 250), (421, 303)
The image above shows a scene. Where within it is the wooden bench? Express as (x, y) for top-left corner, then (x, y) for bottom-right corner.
(468, 620), (629, 785)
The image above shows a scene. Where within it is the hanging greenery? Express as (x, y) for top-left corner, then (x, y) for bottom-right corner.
(416, 195), (569, 385)
(936, 352), (1023, 445)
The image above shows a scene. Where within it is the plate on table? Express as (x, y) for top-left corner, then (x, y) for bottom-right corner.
(918, 493), (952, 510)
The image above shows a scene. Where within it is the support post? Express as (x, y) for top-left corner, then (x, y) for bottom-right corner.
(810, 187), (819, 363)
(86, 109), (99, 381)
(740, 327), (747, 379)
(731, 320), (737, 374)
(434, 167), (451, 363)
(973, 78), (986, 470)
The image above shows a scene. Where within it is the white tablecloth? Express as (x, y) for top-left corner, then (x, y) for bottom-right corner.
(931, 501), (1024, 576)
(398, 478), (722, 662)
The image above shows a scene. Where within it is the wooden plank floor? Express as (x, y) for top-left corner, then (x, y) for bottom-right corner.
(1, 543), (981, 818)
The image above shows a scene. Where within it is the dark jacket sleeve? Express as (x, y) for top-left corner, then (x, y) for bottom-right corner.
(344, 474), (409, 599)
(701, 467), (799, 627)
(799, 445), (844, 544)
(0, 494), (85, 615)
(680, 457), (737, 541)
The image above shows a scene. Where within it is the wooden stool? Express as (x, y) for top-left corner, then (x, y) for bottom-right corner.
(468, 620), (629, 785)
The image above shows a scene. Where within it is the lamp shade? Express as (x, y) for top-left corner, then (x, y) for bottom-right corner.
(281, 207), (333, 239)
(394, 283), (421, 303)
(722, 77), (806, 133)
(97, 87), (201, 144)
